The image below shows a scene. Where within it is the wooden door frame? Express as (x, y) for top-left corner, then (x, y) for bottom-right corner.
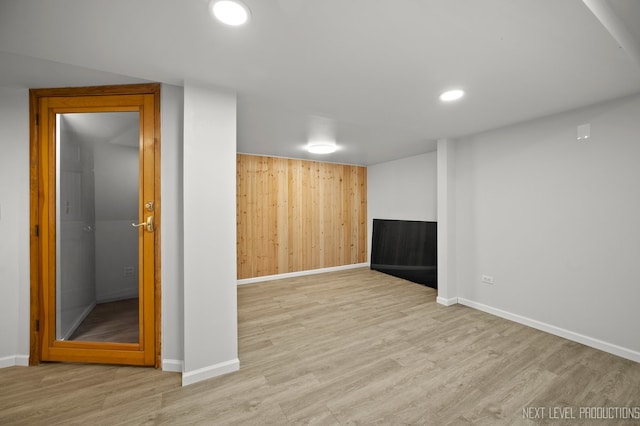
(29, 83), (161, 367)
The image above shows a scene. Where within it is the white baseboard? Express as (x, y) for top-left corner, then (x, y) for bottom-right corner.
(61, 302), (96, 341)
(458, 298), (640, 364)
(0, 355), (29, 369)
(182, 358), (240, 386)
(237, 263), (370, 285)
(162, 359), (184, 373)
(15, 355), (29, 366)
(436, 296), (458, 306)
(0, 356), (16, 368)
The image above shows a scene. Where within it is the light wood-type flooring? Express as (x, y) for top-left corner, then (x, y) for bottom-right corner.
(69, 298), (139, 343)
(1, 268), (639, 425)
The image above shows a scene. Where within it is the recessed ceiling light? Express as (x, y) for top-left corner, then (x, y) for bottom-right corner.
(210, 0), (250, 26)
(439, 89), (465, 102)
(308, 141), (337, 154)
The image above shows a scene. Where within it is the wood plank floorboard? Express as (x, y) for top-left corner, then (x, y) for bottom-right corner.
(1, 268), (639, 425)
(68, 298), (139, 343)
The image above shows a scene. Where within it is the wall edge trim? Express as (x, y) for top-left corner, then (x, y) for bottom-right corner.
(162, 359), (184, 373)
(436, 296), (458, 306)
(0, 355), (29, 369)
(182, 358), (239, 386)
(458, 297), (640, 363)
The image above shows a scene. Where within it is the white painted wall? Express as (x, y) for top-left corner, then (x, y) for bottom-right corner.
(367, 152), (437, 261)
(0, 88), (30, 366)
(182, 83), (238, 385)
(160, 83), (184, 369)
(94, 141), (139, 302)
(94, 142), (138, 220)
(57, 121), (96, 339)
(94, 220), (138, 302)
(455, 93), (640, 358)
(436, 139), (457, 304)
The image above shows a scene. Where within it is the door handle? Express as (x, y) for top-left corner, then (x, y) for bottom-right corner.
(132, 216), (154, 232)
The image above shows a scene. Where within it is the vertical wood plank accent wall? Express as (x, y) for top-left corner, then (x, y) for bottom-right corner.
(237, 154), (367, 279)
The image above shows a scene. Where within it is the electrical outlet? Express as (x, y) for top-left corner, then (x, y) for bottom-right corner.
(123, 266), (135, 277)
(481, 275), (494, 285)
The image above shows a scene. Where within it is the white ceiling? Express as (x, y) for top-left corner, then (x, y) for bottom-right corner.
(1, 0), (639, 165)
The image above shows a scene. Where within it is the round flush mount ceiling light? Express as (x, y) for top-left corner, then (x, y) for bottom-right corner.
(307, 141), (337, 154)
(211, 0), (250, 26)
(439, 89), (465, 102)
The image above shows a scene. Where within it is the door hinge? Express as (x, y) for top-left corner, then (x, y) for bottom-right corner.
(35, 114), (39, 126)
(34, 225), (39, 237)
(35, 320), (39, 332)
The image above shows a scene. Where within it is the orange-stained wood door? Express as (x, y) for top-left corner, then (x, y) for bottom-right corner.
(30, 84), (160, 367)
